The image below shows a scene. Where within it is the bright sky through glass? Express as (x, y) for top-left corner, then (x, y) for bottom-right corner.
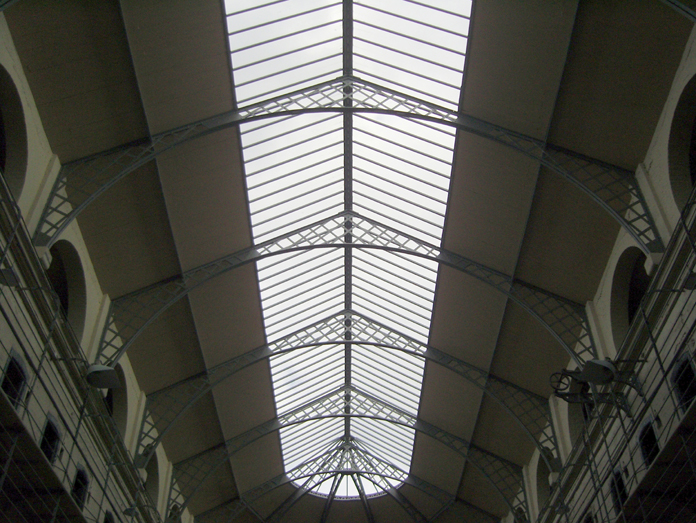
(225, 0), (471, 500)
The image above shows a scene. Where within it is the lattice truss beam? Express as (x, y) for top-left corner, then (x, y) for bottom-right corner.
(34, 76), (662, 254)
(195, 491), (511, 523)
(164, 386), (527, 522)
(134, 310), (555, 472)
(247, 442), (453, 523)
(98, 211), (595, 370)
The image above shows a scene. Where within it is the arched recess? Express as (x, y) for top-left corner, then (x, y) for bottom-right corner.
(669, 72), (696, 211)
(45, 239), (87, 340)
(610, 246), (650, 351)
(0, 63), (27, 201)
(144, 451), (160, 511)
(103, 364), (128, 437)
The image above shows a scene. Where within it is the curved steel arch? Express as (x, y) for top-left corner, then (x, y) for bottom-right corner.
(35, 76), (662, 254)
(250, 446), (452, 523)
(133, 310), (555, 474)
(165, 386), (528, 522)
(98, 211), (595, 371)
(240, 467), (452, 523)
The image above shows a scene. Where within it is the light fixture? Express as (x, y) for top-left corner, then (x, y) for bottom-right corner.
(85, 364), (121, 389)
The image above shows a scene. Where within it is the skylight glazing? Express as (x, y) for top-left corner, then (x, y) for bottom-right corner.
(225, 0), (471, 500)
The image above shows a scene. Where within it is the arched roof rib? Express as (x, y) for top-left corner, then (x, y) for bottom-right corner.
(35, 77), (661, 254)
(98, 211), (594, 370)
(163, 386), (526, 520)
(133, 310), (553, 473)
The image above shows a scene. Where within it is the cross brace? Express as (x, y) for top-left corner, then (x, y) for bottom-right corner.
(134, 310), (555, 473)
(98, 211), (595, 371)
(262, 441), (449, 523)
(164, 386), (528, 521)
(34, 76), (662, 255)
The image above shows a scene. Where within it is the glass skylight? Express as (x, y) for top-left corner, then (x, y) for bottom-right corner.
(225, 0), (471, 501)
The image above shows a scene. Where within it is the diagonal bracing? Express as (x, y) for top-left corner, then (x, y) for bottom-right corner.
(98, 211), (595, 370)
(133, 310), (556, 471)
(33, 77), (662, 254)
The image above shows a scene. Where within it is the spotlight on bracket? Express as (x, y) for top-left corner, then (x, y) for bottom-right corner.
(85, 364), (121, 389)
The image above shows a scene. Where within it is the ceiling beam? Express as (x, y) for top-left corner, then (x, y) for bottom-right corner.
(164, 386), (527, 521)
(134, 310), (555, 473)
(34, 77), (662, 254)
(97, 211), (595, 370)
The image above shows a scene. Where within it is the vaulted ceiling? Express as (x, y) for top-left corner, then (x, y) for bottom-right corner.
(5, 1), (692, 521)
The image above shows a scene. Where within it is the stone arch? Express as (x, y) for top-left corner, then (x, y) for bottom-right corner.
(669, 72), (696, 211)
(103, 364), (128, 437)
(610, 246), (649, 350)
(144, 450), (160, 511)
(0, 62), (28, 201)
(46, 239), (87, 339)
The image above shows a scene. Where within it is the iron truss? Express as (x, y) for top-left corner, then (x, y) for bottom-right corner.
(97, 211), (596, 369)
(242, 441), (453, 523)
(134, 310), (556, 473)
(163, 386), (527, 523)
(34, 76), (662, 254)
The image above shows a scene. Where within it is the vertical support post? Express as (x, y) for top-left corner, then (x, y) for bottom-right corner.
(0, 429), (19, 491)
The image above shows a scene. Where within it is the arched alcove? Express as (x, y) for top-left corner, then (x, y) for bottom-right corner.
(40, 418), (61, 464)
(639, 421), (659, 467)
(46, 240), (87, 339)
(103, 364), (128, 437)
(669, 73), (696, 211)
(144, 452), (160, 510)
(673, 354), (696, 411)
(0, 63), (28, 201)
(535, 453), (552, 513)
(611, 247), (649, 350)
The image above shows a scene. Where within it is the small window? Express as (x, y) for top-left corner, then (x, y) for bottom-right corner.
(71, 468), (89, 508)
(610, 470), (628, 514)
(1, 357), (26, 407)
(674, 356), (696, 410)
(40, 419), (61, 464)
(103, 511), (115, 523)
(583, 512), (594, 523)
(639, 422), (660, 466)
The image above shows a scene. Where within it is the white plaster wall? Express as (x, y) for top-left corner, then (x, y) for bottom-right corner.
(642, 25), (696, 234)
(0, 15), (58, 230)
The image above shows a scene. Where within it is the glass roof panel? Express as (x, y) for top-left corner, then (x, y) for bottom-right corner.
(242, 114), (344, 243)
(225, 0), (469, 501)
(353, 0), (471, 108)
(227, 0), (343, 104)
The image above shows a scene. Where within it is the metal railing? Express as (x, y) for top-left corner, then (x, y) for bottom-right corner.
(0, 173), (161, 523)
(539, 189), (696, 523)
